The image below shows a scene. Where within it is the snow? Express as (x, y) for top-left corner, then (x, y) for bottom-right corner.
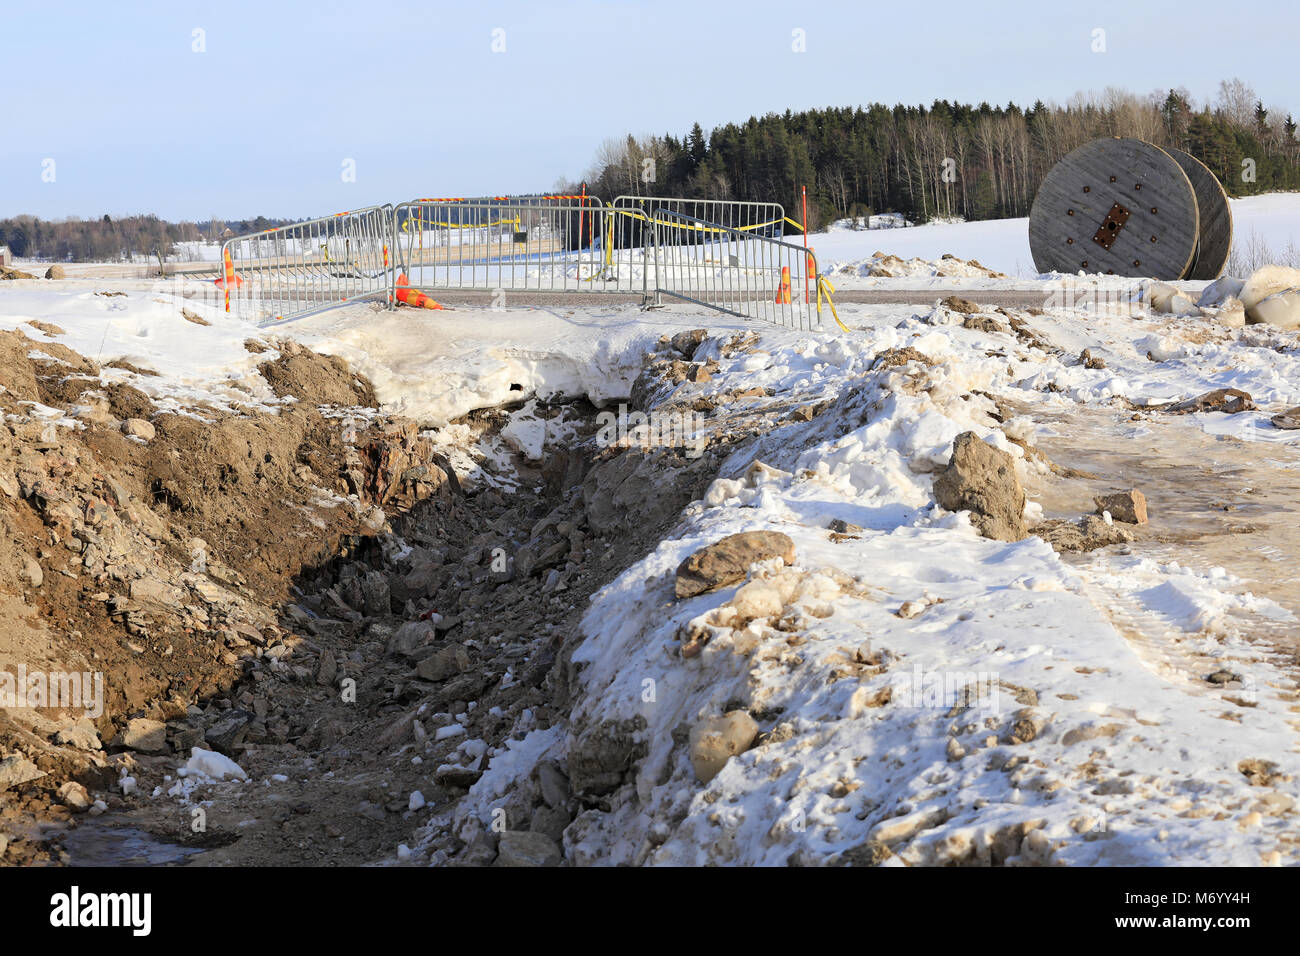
(6, 193), (1300, 867)
(546, 309), (1300, 866)
(814, 193), (1300, 280)
(180, 748), (248, 782)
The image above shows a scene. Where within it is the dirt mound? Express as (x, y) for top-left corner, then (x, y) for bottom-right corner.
(0, 329), (458, 863)
(258, 340), (378, 407)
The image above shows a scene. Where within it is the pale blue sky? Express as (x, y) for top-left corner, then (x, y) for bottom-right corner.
(2, 0), (1294, 220)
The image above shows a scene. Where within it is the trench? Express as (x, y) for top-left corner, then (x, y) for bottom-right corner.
(44, 396), (729, 867)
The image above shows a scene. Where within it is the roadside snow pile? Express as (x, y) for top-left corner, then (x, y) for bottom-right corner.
(289, 304), (751, 427)
(450, 301), (1300, 867)
(0, 280), (287, 415)
(830, 251), (1006, 280)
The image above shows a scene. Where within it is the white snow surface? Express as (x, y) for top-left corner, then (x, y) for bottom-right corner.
(7, 197), (1300, 866)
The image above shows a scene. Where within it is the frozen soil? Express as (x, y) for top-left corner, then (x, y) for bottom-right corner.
(5, 292), (1300, 868)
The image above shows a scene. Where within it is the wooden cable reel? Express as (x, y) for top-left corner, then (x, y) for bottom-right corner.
(1029, 137), (1232, 280)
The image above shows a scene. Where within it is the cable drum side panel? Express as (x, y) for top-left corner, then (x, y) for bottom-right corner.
(1029, 138), (1199, 279)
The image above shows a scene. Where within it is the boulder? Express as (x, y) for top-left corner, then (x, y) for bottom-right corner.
(675, 531), (796, 600)
(55, 719), (102, 751)
(495, 830), (563, 867)
(939, 295), (980, 315)
(44, 265), (65, 280)
(415, 643), (470, 682)
(122, 418), (155, 441)
(114, 718), (167, 754)
(1095, 489), (1148, 525)
(670, 328), (708, 359)
(0, 754), (45, 791)
(690, 711), (760, 784)
(1164, 388), (1255, 415)
(57, 781), (92, 811)
(1271, 407), (1300, 430)
(386, 620), (434, 658)
(932, 432), (1027, 542)
(204, 709), (253, 755)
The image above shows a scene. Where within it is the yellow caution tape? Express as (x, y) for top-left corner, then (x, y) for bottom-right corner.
(816, 274), (850, 332)
(401, 217), (522, 233)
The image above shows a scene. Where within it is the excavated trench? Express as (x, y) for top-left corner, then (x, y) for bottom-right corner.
(28, 361), (739, 867)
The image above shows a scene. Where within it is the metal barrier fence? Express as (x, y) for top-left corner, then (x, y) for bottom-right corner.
(218, 205), (394, 324)
(393, 197), (616, 294)
(214, 194), (842, 330)
(650, 208), (820, 330)
(609, 196), (786, 293)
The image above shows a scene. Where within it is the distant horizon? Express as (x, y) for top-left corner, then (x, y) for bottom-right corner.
(3, 0), (1297, 221)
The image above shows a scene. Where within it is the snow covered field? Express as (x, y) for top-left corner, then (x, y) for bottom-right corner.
(4, 195), (1300, 866)
(815, 193), (1300, 280)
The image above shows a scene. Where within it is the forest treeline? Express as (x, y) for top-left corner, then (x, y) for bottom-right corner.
(573, 79), (1300, 230)
(0, 215), (289, 263)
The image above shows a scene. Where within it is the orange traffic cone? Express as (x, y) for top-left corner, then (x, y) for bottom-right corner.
(395, 273), (443, 310)
(774, 266), (792, 304)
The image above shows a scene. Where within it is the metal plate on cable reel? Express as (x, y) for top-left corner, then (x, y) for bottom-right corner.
(1165, 147), (1233, 279)
(1029, 137), (1199, 279)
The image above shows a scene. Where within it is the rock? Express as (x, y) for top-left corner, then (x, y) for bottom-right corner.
(315, 647), (337, 686)
(57, 781), (92, 811)
(122, 418), (155, 441)
(495, 830), (562, 867)
(689, 711), (759, 784)
(530, 805), (570, 843)
(685, 363), (711, 383)
(670, 329), (708, 359)
(1271, 407), (1300, 430)
(115, 718), (167, 754)
(1164, 388), (1255, 415)
(204, 710), (253, 755)
(19, 556), (42, 588)
(932, 431), (1027, 542)
(1095, 489), (1148, 525)
(0, 754), (45, 791)
(360, 571), (390, 617)
(415, 643), (471, 682)
(675, 531), (796, 599)
(169, 724), (205, 752)
(55, 719), (102, 751)
(45, 265), (65, 280)
(568, 717), (646, 797)
(1035, 514), (1135, 553)
(386, 621), (434, 658)
(1196, 276), (1245, 308)
(939, 295), (980, 315)
(432, 766), (482, 788)
(536, 761), (571, 808)
(1248, 287), (1300, 329)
